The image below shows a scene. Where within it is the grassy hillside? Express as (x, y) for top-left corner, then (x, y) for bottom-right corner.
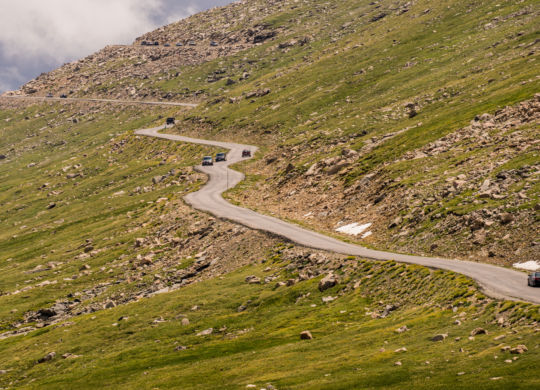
(1, 247), (539, 389)
(0, 0), (539, 388)
(156, 0), (539, 266)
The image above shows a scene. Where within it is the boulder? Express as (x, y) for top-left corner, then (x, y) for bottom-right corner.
(181, 318), (190, 326)
(37, 352), (56, 363)
(431, 333), (448, 342)
(395, 325), (409, 333)
(245, 275), (261, 284)
(499, 213), (514, 224)
(470, 328), (487, 336)
(300, 330), (313, 340)
(196, 328), (213, 336)
(510, 345), (528, 354)
(318, 274), (337, 291)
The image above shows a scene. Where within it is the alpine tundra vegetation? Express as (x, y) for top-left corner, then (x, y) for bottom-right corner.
(0, 0), (538, 388)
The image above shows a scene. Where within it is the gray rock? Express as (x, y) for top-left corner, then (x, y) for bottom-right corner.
(196, 328), (213, 336)
(300, 330), (313, 340)
(431, 333), (448, 342)
(510, 345), (527, 354)
(38, 352), (56, 363)
(470, 327), (487, 336)
(318, 274), (337, 292)
(245, 275), (261, 284)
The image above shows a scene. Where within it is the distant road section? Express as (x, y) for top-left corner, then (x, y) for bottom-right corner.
(0, 95), (198, 108)
(137, 125), (540, 305)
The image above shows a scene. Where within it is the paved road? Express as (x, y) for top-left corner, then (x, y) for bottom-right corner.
(0, 95), (198, 108)
(136, 125), (540, 304)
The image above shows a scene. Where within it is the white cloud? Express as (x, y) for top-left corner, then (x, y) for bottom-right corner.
(0, 0), (165, 64)
(0, 0), (233, 92)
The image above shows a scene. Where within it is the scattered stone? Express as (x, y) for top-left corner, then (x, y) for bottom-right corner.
(395, 325), (409, 333)
(104, 300), (116, 309)
(394, 361), (402, 366)
(500, 346), (511, 352)
(174, 345), (187, 351)
(62, 353), (80, 359)
(300, 330), (313, 340)
(47, 202), (56, 209)
(470, 328), (487, 336)
(431, 333), (448, 342)
(499, 213), (514, 224)
(493, 335), (506, 341)
(181, 318), (190, 326)
(318, 274), (337, 291)
(395, 347), (407, 353)
(197, 328), (213, 336)
(245, 275), (261, 284)
(37, 352), (56, 363)
(510, 345), (527, 354)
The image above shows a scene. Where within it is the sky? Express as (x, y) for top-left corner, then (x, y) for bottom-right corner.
(0, 0), (233, 93)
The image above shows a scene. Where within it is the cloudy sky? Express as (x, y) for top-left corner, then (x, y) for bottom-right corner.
(0, 0), (232, 93)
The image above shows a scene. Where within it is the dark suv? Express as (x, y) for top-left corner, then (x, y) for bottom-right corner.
(215, 152), (226, 162)
(166, 117), (175, 125)
(528, 272), (540, 287)
(242, 149), (251, 158)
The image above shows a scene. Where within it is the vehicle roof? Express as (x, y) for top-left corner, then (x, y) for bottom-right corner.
(216, 152), (226, 155)
(203, 156), (213, 159)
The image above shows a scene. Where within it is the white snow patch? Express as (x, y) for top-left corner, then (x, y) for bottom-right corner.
(513, 261), (540, 271)
(362, 231), (373, 239)
(304, 212), (313, 217)
(336, 222), (372, 236)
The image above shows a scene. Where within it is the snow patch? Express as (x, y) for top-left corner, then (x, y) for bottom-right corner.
(336, 222), (372, 236)
(513, 261), (540, 271)
(362, 231), (373, 239)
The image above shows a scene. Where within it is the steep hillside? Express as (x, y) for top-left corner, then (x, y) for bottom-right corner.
(8, 0), (537, 266)
(0, 0), (539, 388)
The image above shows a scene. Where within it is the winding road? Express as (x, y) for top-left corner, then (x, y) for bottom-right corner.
(4, 95), (536, 303)
(136, 125), (540, 305)
(0, 95), (198, 107)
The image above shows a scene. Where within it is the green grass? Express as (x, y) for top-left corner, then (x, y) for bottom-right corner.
(0, 253), (538, 389)
(0, 102), (216, 329)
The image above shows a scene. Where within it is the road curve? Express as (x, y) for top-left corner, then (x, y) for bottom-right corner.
(0, 95), (198, 108)
(136, 125), (540, 304)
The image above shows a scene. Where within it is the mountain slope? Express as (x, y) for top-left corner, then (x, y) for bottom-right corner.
(0, 0), (539, 388)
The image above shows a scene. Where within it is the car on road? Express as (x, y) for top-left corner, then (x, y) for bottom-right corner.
(242, 149), (251, 158)
(215, 152), (226, 162)
(210, 41), (219, 47)
(202, 156), (213, 166)
(188, 41), (196, 46)
(60, 94), (67, 98)
(46, 93), (53, 98)
(528, 272), (540, 287)
(166, 117), (175, 125)
(176, 42), (183, 47)
(164, 43), (171, 47)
